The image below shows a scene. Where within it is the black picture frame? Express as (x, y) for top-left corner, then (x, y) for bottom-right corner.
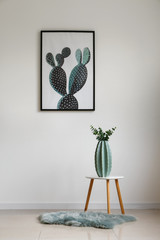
(40, 30), (95, 111)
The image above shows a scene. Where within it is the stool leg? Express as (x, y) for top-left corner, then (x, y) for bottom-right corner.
(115, 179), (125, 214)
(84, 179), (94, 211)
(106, 180), (111, 214)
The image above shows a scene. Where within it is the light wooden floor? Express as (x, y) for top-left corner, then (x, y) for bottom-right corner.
(0, 209), (159, 240)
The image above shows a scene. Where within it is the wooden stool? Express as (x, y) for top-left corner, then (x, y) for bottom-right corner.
(84, 176), (125, 214)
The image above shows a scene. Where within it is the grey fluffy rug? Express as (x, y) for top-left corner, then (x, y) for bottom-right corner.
(39, 211), (136, 229)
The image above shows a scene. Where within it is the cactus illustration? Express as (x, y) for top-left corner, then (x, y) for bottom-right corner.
(46, 47), (71, 96)
(46, 47), (90, 110)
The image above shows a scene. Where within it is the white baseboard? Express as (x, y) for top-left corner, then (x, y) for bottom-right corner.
(0, 203), (159, 210)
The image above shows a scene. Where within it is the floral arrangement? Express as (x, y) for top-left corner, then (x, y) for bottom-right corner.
(90, 125), (116, 141)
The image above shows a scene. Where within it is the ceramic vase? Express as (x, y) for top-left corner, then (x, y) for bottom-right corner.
(95, 141), (112, 177)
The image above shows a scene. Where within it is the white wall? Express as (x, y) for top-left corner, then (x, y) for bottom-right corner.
(0, 0), (160, 209)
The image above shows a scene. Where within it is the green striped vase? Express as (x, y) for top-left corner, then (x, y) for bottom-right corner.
(95, 141), (112, 177)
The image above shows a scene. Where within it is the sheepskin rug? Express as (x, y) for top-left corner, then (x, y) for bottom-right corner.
(39, 211), (136, 229)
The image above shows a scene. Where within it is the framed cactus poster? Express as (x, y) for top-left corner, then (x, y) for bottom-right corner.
(40, 31), (95, 111)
